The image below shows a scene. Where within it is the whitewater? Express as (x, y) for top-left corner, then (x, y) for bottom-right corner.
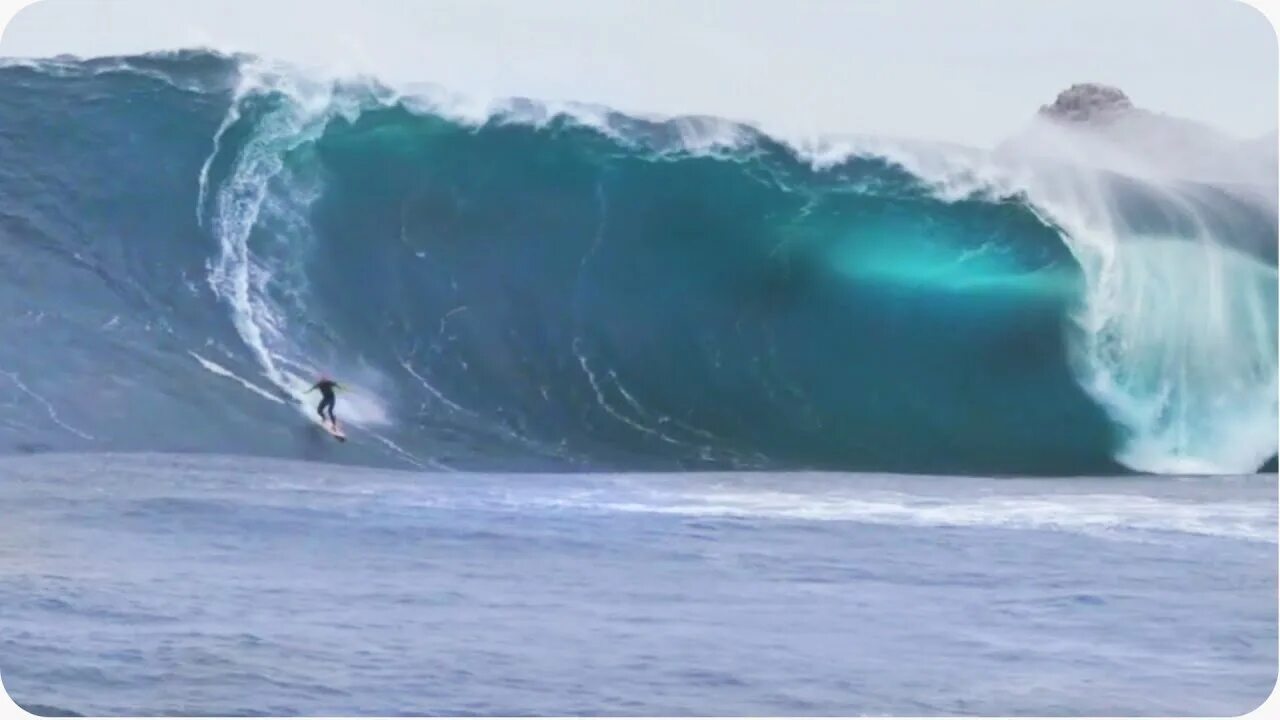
(0, 51), (1276, 715)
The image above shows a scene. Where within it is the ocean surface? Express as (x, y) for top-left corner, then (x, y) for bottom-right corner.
(0, 50), (1277, 716)
(1, 454), (1276, 716)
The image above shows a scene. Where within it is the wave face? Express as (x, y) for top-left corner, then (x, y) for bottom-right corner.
(0, 51), (1274, 474)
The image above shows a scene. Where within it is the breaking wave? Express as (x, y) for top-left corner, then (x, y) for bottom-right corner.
(0, 50), (1274, 474)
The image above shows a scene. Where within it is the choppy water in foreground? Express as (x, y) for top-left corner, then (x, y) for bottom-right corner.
(1, 454), (1274, 716)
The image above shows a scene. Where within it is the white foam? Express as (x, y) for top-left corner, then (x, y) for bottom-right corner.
(188, 352), (285, 404)
(573, 486), (1277, 543)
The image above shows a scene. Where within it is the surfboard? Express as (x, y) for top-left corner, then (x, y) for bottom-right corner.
(323, 420), (346, 442)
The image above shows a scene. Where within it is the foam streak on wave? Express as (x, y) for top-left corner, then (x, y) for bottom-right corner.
(188, 352), (285, 404)
(0, 369), (95, 441)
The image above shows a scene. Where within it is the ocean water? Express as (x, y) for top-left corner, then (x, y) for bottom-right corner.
(0, 51), (1274, 476)
(1, 454), (1275, 716)
(0, 50), (1276, 716)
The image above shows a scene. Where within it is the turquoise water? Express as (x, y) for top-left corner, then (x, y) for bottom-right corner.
(3, 52), (1272, 474)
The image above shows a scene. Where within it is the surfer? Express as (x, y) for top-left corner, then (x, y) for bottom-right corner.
(306, 376), (341, 428)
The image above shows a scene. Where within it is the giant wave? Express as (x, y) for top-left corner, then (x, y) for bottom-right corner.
(0, 50), (1274, 474)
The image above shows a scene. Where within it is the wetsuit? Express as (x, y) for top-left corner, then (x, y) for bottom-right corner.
(310, 380), (339, 425)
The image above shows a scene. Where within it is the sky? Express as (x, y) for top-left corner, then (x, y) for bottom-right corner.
(0, 0), (1275, 147)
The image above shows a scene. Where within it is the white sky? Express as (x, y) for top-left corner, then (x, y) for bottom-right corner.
(0, 0), (1276, 147)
